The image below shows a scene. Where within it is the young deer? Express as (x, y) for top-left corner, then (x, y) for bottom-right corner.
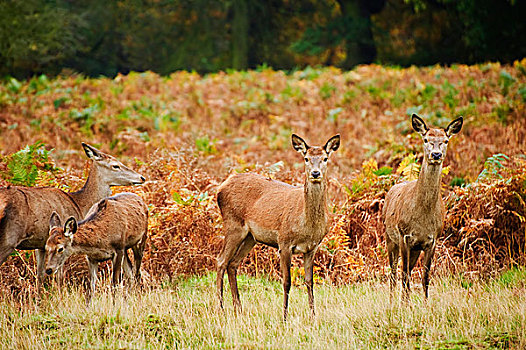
(44, 192), (148, 301)
(217, 134), (340, 320)
(382, 114), (463, 301)
(0, 143), (145, 290)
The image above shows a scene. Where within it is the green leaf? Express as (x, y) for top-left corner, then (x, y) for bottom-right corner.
(172, 191), (194, 206)
(373, 166), (393, 176)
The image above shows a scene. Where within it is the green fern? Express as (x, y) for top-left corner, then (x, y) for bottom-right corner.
(477, 153), (510, 182)
(5, 141), (56, 186)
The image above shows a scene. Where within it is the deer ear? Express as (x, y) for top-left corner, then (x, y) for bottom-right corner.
(291, 134), (310, 154)
(49, 212), (61, 229)
(82, 143), (104, 161)
(445, 116), (463, 137)
(411, 114), (428, 135)
(324, 134), (340, 156)
(63, 217), (78, 238)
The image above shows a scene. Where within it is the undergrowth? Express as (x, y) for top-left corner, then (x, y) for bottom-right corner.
(0, 62), (525, 295)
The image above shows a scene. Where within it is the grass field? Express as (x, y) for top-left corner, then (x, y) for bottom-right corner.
(2, 269), (525, 349)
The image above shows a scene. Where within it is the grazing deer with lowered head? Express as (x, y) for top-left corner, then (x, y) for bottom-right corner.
(217, 134), (340, 320)
(382, 114), (463, 301)
(45, 192), (148, 301)
(0, 143), (145, 290)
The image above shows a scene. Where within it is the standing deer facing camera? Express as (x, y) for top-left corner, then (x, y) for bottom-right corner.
(217, 134), (340, 320)
(382, 114), (463, 301)
(0, 143), (145, 291)
(44, 192), (148, 302)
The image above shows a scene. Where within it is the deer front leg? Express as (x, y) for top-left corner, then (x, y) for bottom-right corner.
(303, 249), (316, 318)
(35, 248), (46, 294)
(401, 235), (412, 302)
(55, 265), (65, 289)
(86, 258), (99, 304)
(422, 241), (436, 299)
(280, 247), (292, 321)
(402, 242), (421, 303)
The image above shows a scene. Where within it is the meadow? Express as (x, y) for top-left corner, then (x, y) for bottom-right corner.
(0, 61), (525, 348)
(1, 271), (525, 349)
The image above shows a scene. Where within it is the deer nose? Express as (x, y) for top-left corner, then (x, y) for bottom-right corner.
(140, 176), (146, 182)
(311, 170), (321, 178)
(431, 152), (442, 160)
(45, 268), (53, 275)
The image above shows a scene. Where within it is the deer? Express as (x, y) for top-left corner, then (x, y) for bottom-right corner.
(0, 143), (145, 291)
(44, 192), (148, 302)
(216, 134), (340, 320)
(382, 114), (463, 302)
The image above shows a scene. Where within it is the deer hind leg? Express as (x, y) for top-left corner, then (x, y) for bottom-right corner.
(280, 247), (292, 321)
(122, 250), (134, 283)
(112, 249), (125, 287)
(216, 222), (248, 310)
(422, 242), (436, 299)
(227, 234), (256, 312)
(386, 237), (399, 304)
(0, 221), (22, 266)
(131, 236), (146, 286)
(0, 245), (15, 266)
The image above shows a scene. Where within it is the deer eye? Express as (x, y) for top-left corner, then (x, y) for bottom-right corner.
(58, 247), (64, 253)
(445, 140), (449, 144)
(424, 138), (428, 143)
(112, 165), (121, 170)
(323, 158), (328, 162)
(304, 158), (309, 163)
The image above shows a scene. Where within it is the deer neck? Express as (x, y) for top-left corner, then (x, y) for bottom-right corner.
(70, 164), (112, 217)
(415, 160), (442, 209)
(70, 223), (104, 256)
(304, 179), (327, 229)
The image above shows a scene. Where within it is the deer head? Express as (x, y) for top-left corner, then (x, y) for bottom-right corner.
(82, 143), (145, 186)
(411, 114), (463, 165)
(45, 213), (78, 276)
(292, 134), (340, 183)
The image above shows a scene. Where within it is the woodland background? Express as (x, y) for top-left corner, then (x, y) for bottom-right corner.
(1, 0), (526, 78)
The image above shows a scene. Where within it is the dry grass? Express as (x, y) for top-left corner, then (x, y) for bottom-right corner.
(1, 270), (525, 349)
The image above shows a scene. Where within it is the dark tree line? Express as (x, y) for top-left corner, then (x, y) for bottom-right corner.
(0, 0), (524, 78)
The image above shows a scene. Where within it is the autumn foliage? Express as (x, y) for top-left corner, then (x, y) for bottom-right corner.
(0, 61), (525, 297)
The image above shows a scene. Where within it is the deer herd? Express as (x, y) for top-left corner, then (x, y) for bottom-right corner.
(0, 114), (463, 320)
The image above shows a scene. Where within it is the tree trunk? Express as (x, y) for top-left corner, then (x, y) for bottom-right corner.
(232, 0), (249, 70)
(338, 0), (384, 69)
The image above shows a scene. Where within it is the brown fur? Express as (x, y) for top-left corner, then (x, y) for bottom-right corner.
(45, 193), (148, 301)
(382, 114), (463, 301)
(216, 134), (340, 320)
(0, 143), (145, 289)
